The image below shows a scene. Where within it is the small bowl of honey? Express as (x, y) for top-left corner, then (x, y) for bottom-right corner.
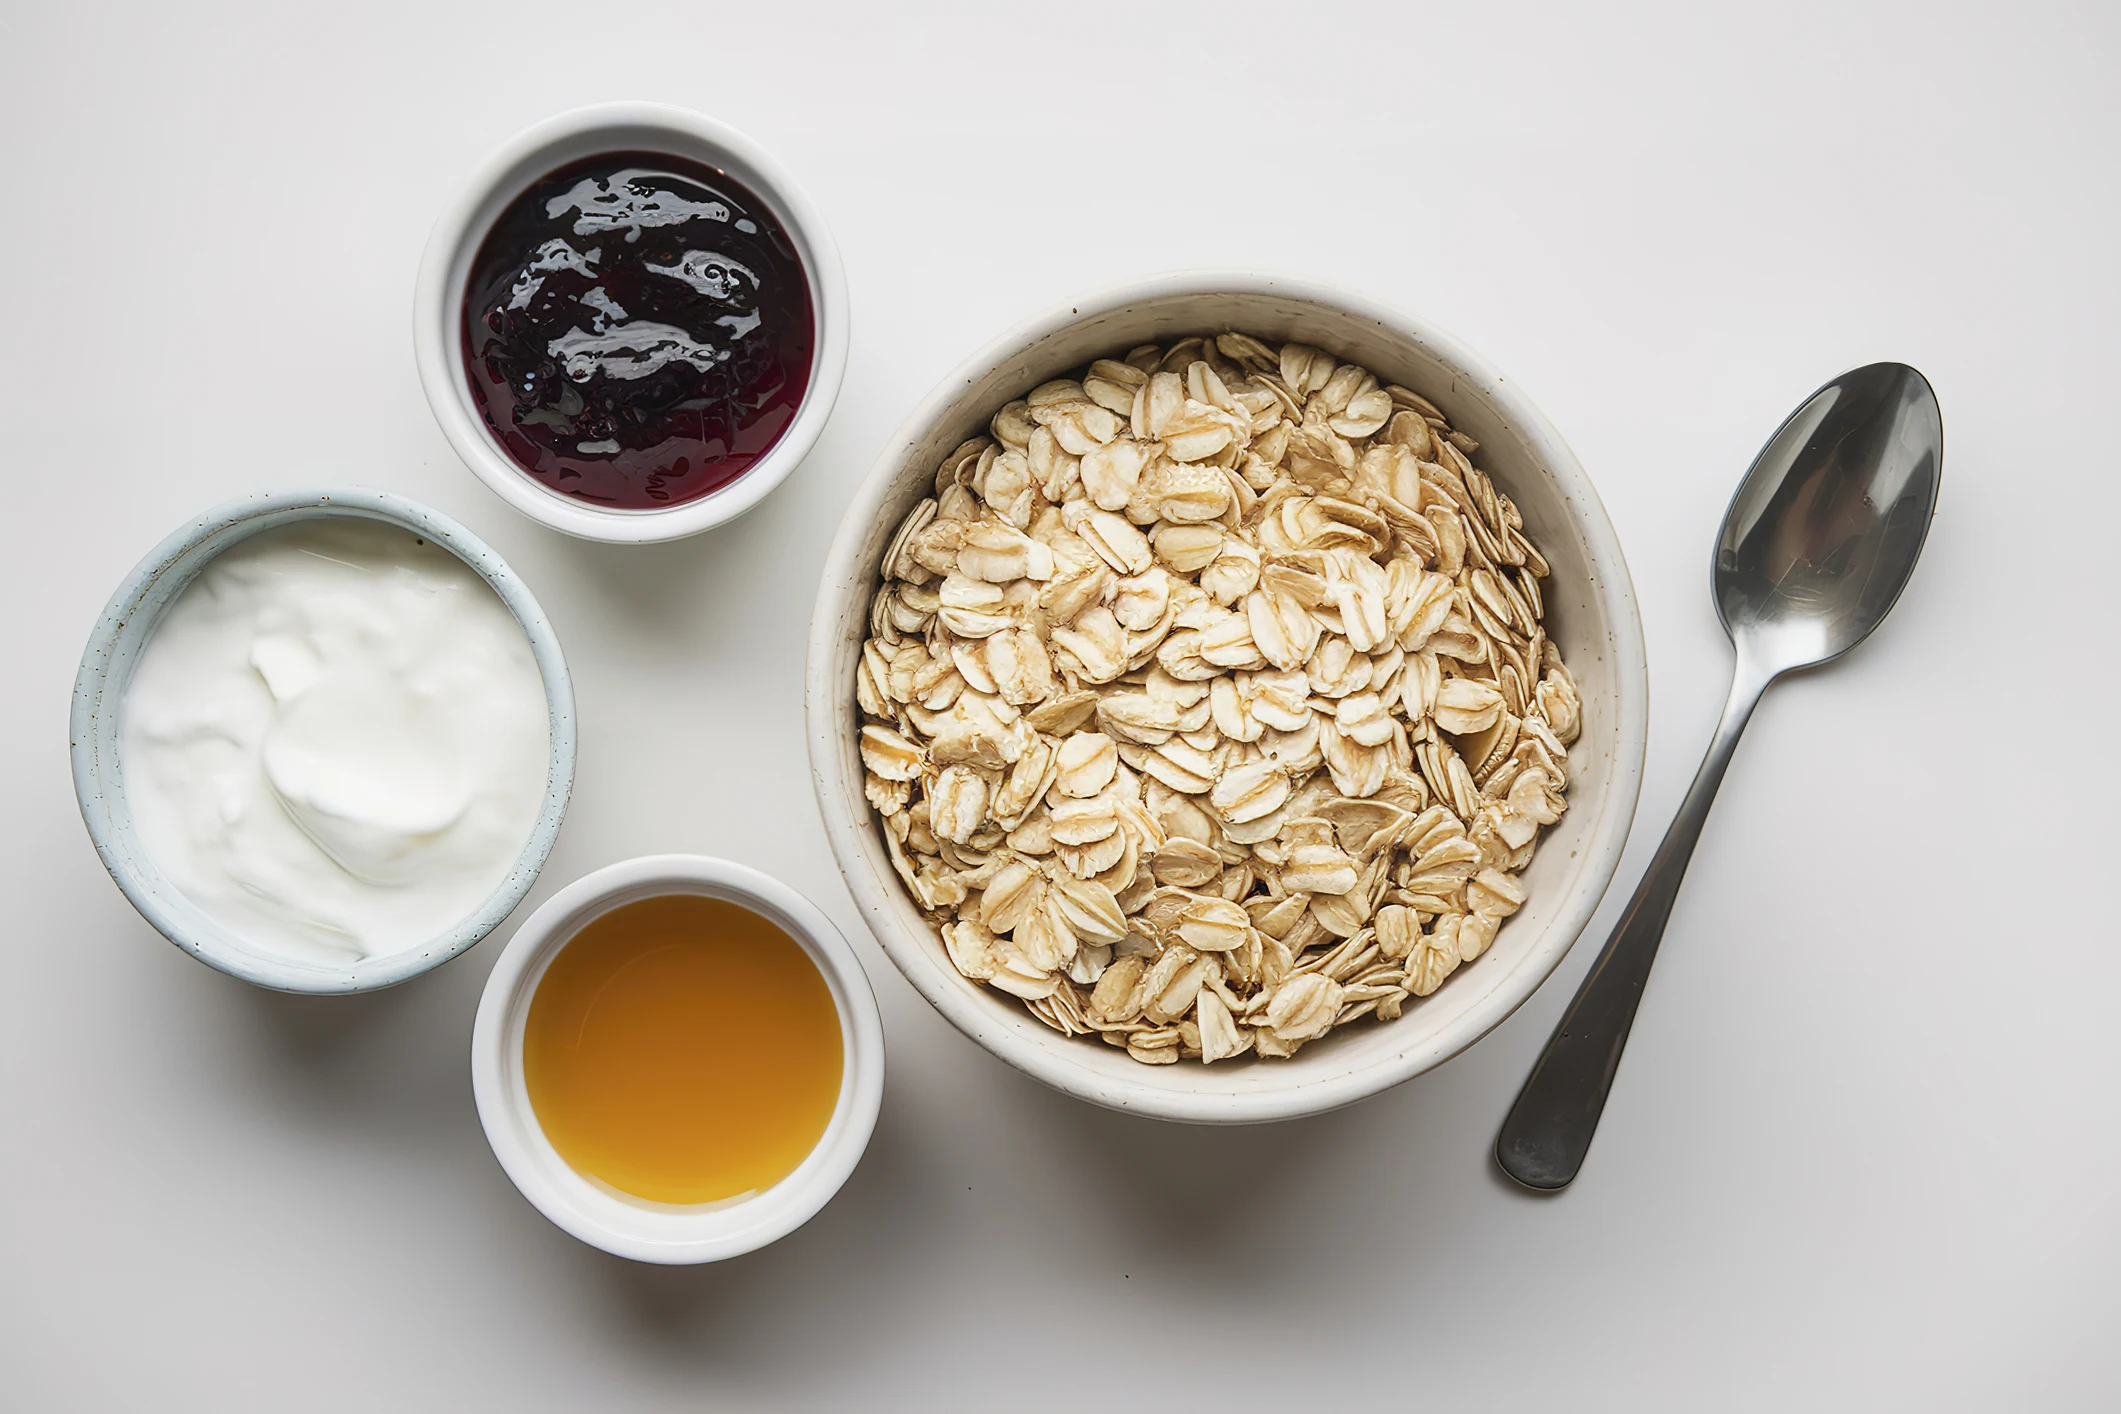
(470, 855), (883, 1263)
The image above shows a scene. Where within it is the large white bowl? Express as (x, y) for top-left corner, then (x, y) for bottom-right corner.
(806, 272), (1648, 1124)
(414, 103), (849, 544)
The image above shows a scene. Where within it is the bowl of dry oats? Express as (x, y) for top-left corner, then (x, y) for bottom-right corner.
(806, 272), (1647, 1123)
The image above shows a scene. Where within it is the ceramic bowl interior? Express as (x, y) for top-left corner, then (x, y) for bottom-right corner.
(70, 487), (577, 994)
(470, 855), (885, 1265)
(807, 272), (1648, 1124)
(413, 101), (850, 544)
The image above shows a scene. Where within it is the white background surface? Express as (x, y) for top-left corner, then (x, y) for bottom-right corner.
(5, 2), (2116, 1408)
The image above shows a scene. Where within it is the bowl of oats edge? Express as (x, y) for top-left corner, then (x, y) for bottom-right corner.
(805, 271), (1648, 1124)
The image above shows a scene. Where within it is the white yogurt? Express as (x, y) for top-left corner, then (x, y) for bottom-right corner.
(121, 518), (551, 965)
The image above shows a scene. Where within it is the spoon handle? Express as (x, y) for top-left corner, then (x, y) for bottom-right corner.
(1494, 652), (1774, 1190)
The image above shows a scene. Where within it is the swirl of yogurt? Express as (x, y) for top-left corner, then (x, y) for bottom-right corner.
(121, 519), (550, 963)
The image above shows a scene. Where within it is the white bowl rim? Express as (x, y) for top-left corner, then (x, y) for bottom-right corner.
(805, 268), (1649, 1124)
(70, 486), (578, 993)
(413, 101), (850, 544)
(469, 854), (886, 1264)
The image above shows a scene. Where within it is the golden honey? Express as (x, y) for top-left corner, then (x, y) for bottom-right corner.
(523, 894), (842, 1205)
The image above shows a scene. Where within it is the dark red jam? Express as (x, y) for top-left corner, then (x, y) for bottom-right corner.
(462, 152), (814, 508)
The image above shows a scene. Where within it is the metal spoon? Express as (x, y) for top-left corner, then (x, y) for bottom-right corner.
(1495, 362), (1943, 1191)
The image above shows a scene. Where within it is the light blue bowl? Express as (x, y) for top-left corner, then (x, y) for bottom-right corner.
(70, 488), (578, 994)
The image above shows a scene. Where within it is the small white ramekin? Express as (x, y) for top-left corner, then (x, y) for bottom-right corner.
(470, 855), (885, 1264)
(414, 102), (849, 544)
(70, 487), (578, 994)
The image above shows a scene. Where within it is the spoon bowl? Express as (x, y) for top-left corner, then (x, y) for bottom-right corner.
(1717, 362), (1943, 672)
(1495, 362), (1941, 1190)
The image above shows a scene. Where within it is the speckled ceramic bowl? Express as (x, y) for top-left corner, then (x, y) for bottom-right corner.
(71, 487), (577, 994)
(806, 271), (1649, 1124)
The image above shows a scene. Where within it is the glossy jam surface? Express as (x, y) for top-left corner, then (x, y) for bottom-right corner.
(462, 152), (814, 509)
(523, 895), (841, 1205)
